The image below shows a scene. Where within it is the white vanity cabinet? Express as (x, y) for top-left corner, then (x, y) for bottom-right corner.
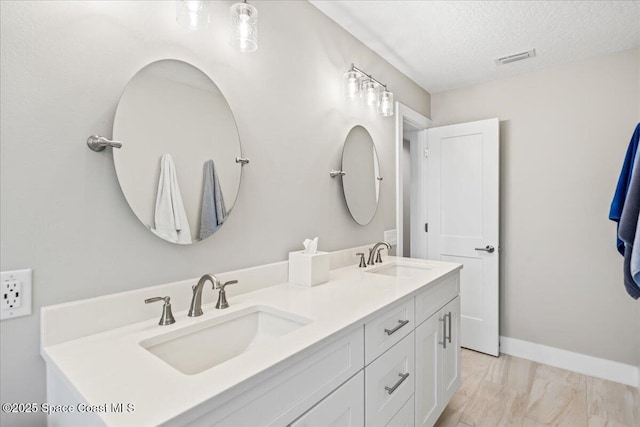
(41, 256), (462, 427)
(415, 296), (461, 427)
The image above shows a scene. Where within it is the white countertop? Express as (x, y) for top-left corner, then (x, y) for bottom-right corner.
(41, 256), (461, 426)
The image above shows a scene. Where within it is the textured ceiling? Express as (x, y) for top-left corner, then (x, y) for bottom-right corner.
(309, 1), (640, 94)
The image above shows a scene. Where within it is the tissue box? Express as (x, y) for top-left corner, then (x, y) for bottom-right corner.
(288, 251), (330, 287)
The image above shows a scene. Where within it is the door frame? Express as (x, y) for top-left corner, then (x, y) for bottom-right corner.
(395, 102), (431, 257)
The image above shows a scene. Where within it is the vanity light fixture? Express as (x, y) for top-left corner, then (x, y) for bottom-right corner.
(344, 64), (394, 117)
(230, 0), (258, 53)
(176, 0), (210, 31)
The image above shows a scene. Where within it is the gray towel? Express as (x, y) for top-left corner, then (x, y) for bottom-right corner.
(618, 151), (640, 298)
(199, 160), (227, 239)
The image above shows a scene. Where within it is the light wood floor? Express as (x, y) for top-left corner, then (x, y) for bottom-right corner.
(435, 349), (640, 427)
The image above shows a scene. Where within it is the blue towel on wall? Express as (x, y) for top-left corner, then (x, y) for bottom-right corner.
(632, 210), (640, 286)
(199, 160), (227, 240)
(609, 123), (640, 255)
(617, 124), (640, 299)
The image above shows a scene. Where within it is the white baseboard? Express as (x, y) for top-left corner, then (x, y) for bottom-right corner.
(499, 336), (639, 388)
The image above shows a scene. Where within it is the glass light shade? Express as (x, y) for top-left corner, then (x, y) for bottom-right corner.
(343, 70), (361, 101)
(230, 1), (258, 53)
(379, 90), (394, 116)
(362, 80), (380, 110)
(176, 0), (210, 30)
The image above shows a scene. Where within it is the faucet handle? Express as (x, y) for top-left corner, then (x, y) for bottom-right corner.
(145, 296), (176, 326)
(356, 253), (367, 268)
(219, 280), (238, 290)
(215, 280), (238, 309)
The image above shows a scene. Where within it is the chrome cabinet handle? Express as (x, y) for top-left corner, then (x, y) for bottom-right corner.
(474, 245), (495, 253)
(384, 373), (410, 395)
(384, 319), (409, 336)
(446, 312), (452, 343)
(439, 316), (447, 348)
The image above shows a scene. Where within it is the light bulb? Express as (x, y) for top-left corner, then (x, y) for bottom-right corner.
(239, 16), (250, 50)
(230, 1), (258, 53)
(176, 0), (210, 31)
(343, 70), (360, 101)
(362, 79), (379, 110)
(379, 89), (394, 116)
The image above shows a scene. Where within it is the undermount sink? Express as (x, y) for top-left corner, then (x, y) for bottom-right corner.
(367, 262), (432, 278)
(140, 306), (313, 375)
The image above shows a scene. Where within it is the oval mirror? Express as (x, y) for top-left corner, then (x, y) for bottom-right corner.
(341, 125), (381, 225)
(113, 59), (242, 244)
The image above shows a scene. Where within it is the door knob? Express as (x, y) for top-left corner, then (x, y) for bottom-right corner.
(474, 245), (495, 253)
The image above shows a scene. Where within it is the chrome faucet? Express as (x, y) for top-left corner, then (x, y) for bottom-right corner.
(188, 274), (220, 317)
(367, 242), (391, 265)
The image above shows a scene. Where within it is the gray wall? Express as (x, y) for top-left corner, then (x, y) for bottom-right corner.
(0, 1), (430, 425)
(432, 48), (640, 366)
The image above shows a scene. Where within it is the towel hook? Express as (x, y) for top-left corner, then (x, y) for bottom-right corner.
(330, 170), (346, 178)
(235, 157), (250, 166)
(87, 135), (123, 152)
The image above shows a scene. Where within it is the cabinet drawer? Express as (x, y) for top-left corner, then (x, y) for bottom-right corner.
(415, 274), (459, 325)
(179, 327), (364, 427)
(290, 371), (364, 427)
(385, 395), (414, 427)
(365, 331), (415, 427)
(365, 298), (415, 365)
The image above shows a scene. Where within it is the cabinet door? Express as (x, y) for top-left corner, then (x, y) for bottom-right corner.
(441, 296), (461, 404)
(414, 313), (442, 427)
(290, 371), (364, 427)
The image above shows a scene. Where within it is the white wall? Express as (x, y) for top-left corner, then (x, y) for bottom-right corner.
(432, 48), (640, 367)
(0, 1), (430, 425)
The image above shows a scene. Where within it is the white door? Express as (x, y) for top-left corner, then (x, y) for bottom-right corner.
(427, 118), (499, 356)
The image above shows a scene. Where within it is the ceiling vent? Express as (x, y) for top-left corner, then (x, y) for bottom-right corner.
(495, 49), (536, 65)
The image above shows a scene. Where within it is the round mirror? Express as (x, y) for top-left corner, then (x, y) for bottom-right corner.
(341, 125), (381, 225)
(113, 59), (242, 244)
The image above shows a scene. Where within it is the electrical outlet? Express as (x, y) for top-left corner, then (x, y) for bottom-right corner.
(2, 280), (21, 310)
(1, 269), (32, 320)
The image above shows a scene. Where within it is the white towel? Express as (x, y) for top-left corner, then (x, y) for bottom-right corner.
(151, 154), (192, 244)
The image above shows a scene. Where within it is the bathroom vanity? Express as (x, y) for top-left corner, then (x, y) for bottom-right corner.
(41, 248), (461, 427)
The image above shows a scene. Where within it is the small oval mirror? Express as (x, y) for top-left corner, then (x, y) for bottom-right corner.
(341, 125), (381, 225)
(113, 59), (242, 244)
